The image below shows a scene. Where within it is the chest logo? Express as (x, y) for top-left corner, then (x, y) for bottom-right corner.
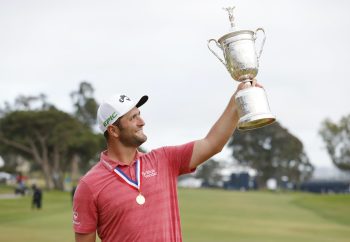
(142, 169), (158, 178)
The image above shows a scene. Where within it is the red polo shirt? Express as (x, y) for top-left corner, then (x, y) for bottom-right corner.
(73, 142), (195, 242)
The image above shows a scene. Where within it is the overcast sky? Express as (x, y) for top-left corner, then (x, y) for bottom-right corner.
(1, 0), (349, 171)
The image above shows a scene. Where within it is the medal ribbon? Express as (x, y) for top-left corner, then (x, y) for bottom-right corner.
(113, 159), (142, 193)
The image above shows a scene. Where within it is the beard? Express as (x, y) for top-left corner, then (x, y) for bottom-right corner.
(119, 130), (147, 147)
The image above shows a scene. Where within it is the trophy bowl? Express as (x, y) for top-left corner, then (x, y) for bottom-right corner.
(209, 28), (265, 82)
(218, 30), (260, 81)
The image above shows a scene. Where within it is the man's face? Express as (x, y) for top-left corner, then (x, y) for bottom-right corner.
(117, 107), (147, 147)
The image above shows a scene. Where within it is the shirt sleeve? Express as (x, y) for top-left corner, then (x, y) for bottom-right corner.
(72, 180), (98, 234)
(162, 141), (195, 176)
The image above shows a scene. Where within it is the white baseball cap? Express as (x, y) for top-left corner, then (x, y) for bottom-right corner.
(97, 93), (148, 133)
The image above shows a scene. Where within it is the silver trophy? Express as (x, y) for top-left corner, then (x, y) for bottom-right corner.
(208, 6), (275, 130)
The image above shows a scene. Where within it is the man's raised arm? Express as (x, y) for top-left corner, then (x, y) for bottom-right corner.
(189, 80), (261, 169)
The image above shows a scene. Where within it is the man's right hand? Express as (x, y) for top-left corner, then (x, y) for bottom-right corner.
(234, 78), (263, 97)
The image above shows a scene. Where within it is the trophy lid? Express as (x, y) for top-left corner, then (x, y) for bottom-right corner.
(223, 6), (237, 32)
(218, 6), (254, 44)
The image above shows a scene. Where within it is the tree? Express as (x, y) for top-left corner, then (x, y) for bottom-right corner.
(0, 108), (102, 189)
(319, 115), (350, 171)
(0, 93), (53, 117)
(13, 93), (52, 111)
(227, 122), (313, 186)
(195, 159), (223, 187)
(70, 81), (99, 128)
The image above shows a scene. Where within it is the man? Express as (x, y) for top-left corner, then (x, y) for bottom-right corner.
(31, 184), (42, 209)
(73, 81), (260, 242)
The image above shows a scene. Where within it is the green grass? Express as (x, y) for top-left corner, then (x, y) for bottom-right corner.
(0, 189), (74, 242)
(0, 187), (349, 242)
(0, 184), (15, 194)
(180, 189), (350, 242)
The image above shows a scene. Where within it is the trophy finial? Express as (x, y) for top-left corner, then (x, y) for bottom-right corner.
(223, 6), (236, 30)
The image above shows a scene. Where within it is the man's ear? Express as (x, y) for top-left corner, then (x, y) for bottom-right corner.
(107, 125), (119, 138)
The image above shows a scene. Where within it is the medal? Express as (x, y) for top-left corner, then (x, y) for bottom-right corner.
(136, 193), (146, 205)
(112, 159), (146, 205)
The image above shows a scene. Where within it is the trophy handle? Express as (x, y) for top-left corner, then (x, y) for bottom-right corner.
(254, 28), (266, 60)
(207, 39), (227, 67)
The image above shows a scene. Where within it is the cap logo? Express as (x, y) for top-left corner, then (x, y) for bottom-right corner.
(119, 95), (130, 103)
(103, 112), (118, 127)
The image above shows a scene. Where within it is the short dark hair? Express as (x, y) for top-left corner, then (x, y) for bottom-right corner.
(103, 130), (109, 140)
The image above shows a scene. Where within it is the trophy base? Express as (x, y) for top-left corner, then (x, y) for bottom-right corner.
(238, 113), (275, 130)
(235, 87), (276, 131)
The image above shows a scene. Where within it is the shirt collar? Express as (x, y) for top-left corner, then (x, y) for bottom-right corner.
(100, 150), (143, 171)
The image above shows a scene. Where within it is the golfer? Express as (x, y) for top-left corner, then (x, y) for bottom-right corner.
(73, 81), (260, 242)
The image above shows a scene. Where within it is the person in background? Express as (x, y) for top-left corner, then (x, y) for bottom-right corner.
(31, 184), (42, 209)
(15, 172), (27, 196)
